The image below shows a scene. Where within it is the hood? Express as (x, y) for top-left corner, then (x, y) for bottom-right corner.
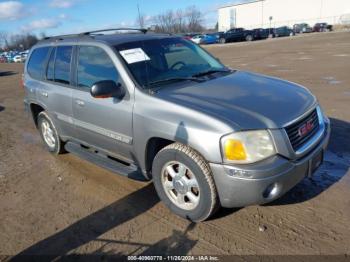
(156, 71), (317, 130)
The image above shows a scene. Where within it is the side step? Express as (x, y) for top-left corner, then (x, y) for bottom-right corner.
(64, 142), (147, 181)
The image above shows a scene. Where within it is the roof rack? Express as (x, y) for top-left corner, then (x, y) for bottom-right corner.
(81, 28), (148, 35)
(42, 28), (147, 41)
(43, 33), (86, 40)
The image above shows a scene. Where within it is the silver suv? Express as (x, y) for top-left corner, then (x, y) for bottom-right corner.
(23, 28), (330, 221)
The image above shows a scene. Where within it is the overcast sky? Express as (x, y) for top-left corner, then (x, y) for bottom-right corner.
(0, 0), (249, 36)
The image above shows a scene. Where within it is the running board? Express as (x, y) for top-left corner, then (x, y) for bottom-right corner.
(64, 142), (147, 181)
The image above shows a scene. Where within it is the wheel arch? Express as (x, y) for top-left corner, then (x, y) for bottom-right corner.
(29, 103), (46, 127)
(144, 137), (175, 177)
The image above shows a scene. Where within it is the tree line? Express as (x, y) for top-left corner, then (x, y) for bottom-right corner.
(138, 5), (206, 33)
(0, 31), (40, 51)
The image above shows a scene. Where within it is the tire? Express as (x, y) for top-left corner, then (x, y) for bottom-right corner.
(246, 35), (253, 41)
(37, 111), (65, 154)
(219, 38), (226, 44)
(152, 143), (219, 222)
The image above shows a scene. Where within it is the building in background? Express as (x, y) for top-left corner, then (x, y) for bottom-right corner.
(218, 0), (350, 31)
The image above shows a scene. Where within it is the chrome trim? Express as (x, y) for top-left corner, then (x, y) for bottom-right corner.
(285, 106), (325, 157)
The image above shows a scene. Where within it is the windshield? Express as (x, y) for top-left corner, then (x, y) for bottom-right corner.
(115, 37), (226, 88)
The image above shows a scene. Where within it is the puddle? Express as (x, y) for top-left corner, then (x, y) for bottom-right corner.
(22, 132), (41, 145)
(310, 151), (350, 189)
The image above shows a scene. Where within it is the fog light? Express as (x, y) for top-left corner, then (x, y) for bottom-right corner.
(262, 183), (280, 199)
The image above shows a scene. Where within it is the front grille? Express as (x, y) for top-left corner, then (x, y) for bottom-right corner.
(285, 109), (319, 151)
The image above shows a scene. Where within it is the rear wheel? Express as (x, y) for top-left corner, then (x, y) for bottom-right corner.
(152, 143), (219, 222)
(38, 111), (65, 154)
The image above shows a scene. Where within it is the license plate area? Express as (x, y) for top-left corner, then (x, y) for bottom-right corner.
(308, 150), (323, 177)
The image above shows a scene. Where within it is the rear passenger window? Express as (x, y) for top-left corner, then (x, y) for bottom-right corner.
(27, 47), (50, 80)
(54, 46), (72, 84)
(77, 46), (119, 89)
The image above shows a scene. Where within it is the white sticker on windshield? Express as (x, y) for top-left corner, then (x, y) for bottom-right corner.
(119, 48), (150, 64)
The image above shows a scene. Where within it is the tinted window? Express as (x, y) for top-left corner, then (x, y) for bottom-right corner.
(77, 46), (119, 89)
(27, 47), (50, 80)
(54, 46), (72, 84)
(46, 48), (55, 81)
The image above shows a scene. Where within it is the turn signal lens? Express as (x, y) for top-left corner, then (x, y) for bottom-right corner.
(224, 139), (247, 161)
(221, 130), (276, 164)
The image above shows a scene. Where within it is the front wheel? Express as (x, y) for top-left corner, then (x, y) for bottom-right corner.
(152, 143), (219, 222)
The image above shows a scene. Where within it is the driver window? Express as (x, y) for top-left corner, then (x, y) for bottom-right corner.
(77, 46), (119, 89)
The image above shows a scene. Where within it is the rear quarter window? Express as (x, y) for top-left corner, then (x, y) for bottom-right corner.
(27, 47), (50, 80)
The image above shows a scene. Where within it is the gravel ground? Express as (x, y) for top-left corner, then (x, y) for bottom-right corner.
(0, 31), (349, 258)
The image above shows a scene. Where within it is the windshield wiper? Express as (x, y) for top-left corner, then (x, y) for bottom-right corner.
(192, 68), (232, 78)
(147, 77), (205, 88)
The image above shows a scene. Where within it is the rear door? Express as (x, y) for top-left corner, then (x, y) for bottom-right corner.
(41, 46), (75, 138)
(71, 44), (134, 161)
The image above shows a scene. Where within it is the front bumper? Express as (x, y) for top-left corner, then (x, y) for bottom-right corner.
(210, 121), (330, 208)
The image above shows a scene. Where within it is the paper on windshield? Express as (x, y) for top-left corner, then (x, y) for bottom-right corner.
(119, 48), (150, 64)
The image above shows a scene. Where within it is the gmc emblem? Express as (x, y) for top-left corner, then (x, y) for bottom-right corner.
(298, 120), (314, 137)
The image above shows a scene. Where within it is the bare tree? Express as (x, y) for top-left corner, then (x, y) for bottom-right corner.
(150, 5), (204, 34)
(0, 31), (10, 49)
(185, 5), (204, 32)
(6, 34), (38, 50)
(138, 14), (145, 28)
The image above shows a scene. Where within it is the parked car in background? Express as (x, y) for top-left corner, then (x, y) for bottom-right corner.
(313, 23), (333, 32)
(183, 33), (198, 41)
(252, 28), (270, 40)
(13, 55), (23, 63)
(0, 56), (7, 63)
(274, 26), (295, 37)
(207, 32), (222, 43)
(191, 34), (217, 45)
(219, 28), (255, 43)
(293, 23), (312, 33)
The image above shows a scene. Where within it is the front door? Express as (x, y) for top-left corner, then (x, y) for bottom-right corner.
(71, 45), (134, 161)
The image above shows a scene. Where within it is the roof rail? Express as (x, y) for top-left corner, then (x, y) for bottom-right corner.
(81, 28), (148, 35)
(41, 28), (147, 42)
(43, 33), (83, 40)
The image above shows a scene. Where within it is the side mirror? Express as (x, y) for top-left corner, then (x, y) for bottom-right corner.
(90, 80), (125, 99)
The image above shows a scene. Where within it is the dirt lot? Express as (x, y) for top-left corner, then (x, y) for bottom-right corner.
(0, 32), (350, 258)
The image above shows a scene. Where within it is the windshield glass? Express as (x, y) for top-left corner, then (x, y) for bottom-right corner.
(115, 37), (226, 88)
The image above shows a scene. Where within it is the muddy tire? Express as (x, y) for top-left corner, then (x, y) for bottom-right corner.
(152, 143), (219, 222)
(37, 111), (65, 154)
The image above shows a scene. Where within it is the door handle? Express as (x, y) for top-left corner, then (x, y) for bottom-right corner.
(41, 91), (48, 97)
(76, 100), (85, 106)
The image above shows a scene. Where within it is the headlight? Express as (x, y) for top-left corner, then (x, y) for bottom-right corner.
(221, 130), (276, 164)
